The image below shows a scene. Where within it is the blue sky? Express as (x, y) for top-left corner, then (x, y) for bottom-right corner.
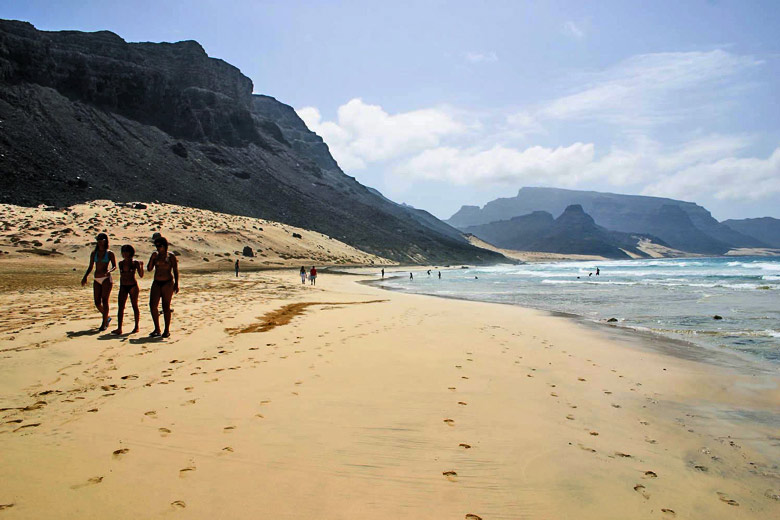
(3, 0), (779, 220)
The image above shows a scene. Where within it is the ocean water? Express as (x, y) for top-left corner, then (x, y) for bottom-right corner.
(378, 257), (780, 364)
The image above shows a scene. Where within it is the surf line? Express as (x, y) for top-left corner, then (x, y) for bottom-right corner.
(226, 300), (389, 335)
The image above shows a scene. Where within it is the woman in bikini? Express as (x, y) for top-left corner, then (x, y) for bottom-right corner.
(81, 233), (117, 331)
(112, 244), (144, 335)
(147, 236), (179, 338)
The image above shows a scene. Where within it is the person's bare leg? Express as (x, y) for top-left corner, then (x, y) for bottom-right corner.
(130, 286), (140, 333)
(149, 283), (162, 335)
(113, 286), (128, 334)
(93, 282), (104, 327)
(100, 281), (112, 331)
(161, 284), (174, 338)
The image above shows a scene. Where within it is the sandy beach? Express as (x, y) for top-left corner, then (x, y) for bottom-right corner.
(1, 262), (779, 519)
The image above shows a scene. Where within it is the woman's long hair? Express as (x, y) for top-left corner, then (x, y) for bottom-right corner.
(94, 233), (109, 258)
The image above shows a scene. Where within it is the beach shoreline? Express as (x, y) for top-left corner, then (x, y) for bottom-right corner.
(1, 266), (778, 519)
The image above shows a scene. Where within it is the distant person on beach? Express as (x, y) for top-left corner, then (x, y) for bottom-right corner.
(81, 233), (117, 331)
(596, 267), (600, 276)
(438, 271), (441, 279)
(300, 266), (307, 284)
(381, 268), (384, 279)
(112, 244), (144, 335)
(147, 236), (178, 338)
(589, 272), (592, 277)
(410, 272), (413, 280)
(427, 269), (431, 276)
(235, 259), (240, 277)
(309, 266), (317, 285)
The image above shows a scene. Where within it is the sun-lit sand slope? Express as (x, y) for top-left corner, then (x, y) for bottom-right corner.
(0, 200), (392, 270)
(0, 268), (778, 519)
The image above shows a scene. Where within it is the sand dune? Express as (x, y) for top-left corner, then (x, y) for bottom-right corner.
(0, 200), (393, 272)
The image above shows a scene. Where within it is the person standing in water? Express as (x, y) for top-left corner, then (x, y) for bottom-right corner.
(596, 267), (600, 276)
(381, 268), (384, 279)
(147, 236), (179, 338)
(438, 271), (441, 279)
(309, 266), (317, 285)
(300, 266), (307, 284)
(112, 244), (144, 335)
(409, 272), (413, 280)
(81, 233), (117, 331)
(234, 259), (240, 277)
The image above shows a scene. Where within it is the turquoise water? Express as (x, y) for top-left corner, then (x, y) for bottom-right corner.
(379, 257), (780, 364)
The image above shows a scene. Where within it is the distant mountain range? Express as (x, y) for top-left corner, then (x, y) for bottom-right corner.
(0, 19), (502, 264)
(449, 187), (776, 257)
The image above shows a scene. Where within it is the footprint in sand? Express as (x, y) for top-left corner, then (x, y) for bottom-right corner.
(223, 426), (236, 432)
(221, 446), (234, 453)
(644, 471), (658, 478)
(566, 414), (575, 420)
(0, 504), (14, 511)
(611, 404), (622, 409)
(459, 443), (472, 449)
(634, 484), (650, 500)
(144, 411), (156, 417)
(159, 428), (172, 436)
(458, 402), (468, 406)
(70, 476), (103, 490)
(577, 443), (596, 453)
(604, 390), (612, 395)
(661, 508), (676, 517)
(113, 448), (129, 459)
(589, 431), (599, 436)
(13, 423), (41, 433)
(465, 514), (482, 520)
(448, 387), (456, 390)
(578, 378), (586, 382)
(550, 392), (558, 397)
(179, 466), (196, 478)
(614, 452), (632, 458)
(171, 500), (186, 509)
(87, 408), (98, 413)
(443, 419), (455, 426)
(461, 376), (469, 380)
(442, 470), (458, 481)
(121, 374), (138, 380)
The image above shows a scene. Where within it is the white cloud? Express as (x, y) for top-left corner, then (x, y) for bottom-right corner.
(394, 143), (595, 185)
(541, 50), (761, 126)
(465, 51), (498, 63)
(562, 21), (584, 39)
(296, 99), (466, 171)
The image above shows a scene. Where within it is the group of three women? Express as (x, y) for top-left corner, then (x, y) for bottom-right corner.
(81, 233), (179, 338)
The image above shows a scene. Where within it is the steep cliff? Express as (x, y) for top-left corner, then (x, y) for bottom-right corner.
(448, 187), (762, 254)
(0, 19), (502, 264)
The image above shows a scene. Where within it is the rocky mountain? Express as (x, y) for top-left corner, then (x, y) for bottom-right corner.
(448, 187), (764, 255)
(462, 205), (664, 259)
(722, 217), (780, 248)
(0, 19), (503, 264)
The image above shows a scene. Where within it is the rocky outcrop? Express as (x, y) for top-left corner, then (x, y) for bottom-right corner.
(463, 205), (663, 259)
(0, 19), (503, 264)
(448, 187), (762, 254)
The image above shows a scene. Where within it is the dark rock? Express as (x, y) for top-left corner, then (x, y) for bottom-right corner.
(170, 142), (188, 158)
(713, 315), (723, 320)
(607, 318), (618, 323)
(133, 203), (147, 209)
(242, 246), (253, 257)
(292, 232), (302, 239)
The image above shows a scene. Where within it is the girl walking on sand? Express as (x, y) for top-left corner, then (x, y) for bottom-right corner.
(147, 236), (179, 338)
(81, 233), (117, 331)
(112, 244), (144, 335)
(300, 266), (307, 284)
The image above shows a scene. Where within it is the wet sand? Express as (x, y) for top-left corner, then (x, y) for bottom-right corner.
(0, 268), (779, 519)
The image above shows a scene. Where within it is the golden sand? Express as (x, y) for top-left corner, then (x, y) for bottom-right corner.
(0, 263), (778, 519)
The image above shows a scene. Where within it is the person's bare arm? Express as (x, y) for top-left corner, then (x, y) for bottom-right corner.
(108, 251), (117, 273)
(147, 252), (157, 273)
(136, 260), (144, 278)
(172, 254), (179, 294)
(81, 253), (95, 286)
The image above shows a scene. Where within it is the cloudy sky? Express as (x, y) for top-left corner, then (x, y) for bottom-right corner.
(5, 0), (779, 220)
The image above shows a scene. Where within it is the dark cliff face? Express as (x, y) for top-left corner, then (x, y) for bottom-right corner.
(447, 187), (762, 254)
(462, 205), (657, 259)
(722, 218), (780, 248)
(0, 19), (503, 264)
